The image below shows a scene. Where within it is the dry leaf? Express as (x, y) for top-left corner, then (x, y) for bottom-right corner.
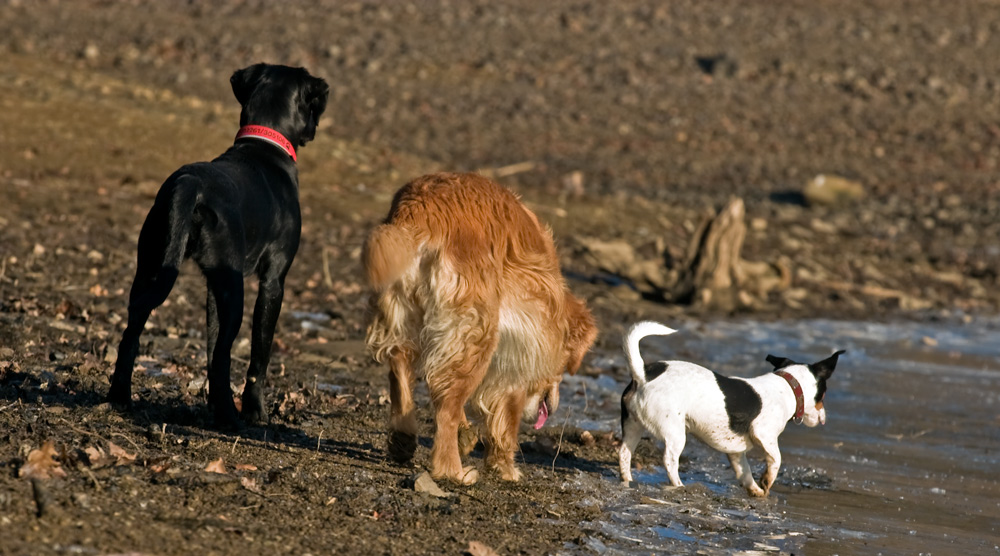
(239, 476), (261, 493)
(148, 459), (172, 474)
(466, 541), (499, 556)
(19, 441), (67, 480)
(234, 463), (258, 471)
(108, 441), (136, 465)
(204, 457), (226, 474)
(84, 445), (112, 469)
(277, 391), (305, 415)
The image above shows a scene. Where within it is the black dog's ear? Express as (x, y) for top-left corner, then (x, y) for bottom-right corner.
(809, 349), (845, 380)
(305, 76), (329, 122)
(765, 354), (798, 369)
(231, 63), (267, 106)
(296, 76), (329, 144)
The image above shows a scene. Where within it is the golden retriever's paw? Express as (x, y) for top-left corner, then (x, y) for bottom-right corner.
(458, 466), (480, 485)
(433, 464), (480, 485)
(747, 484), (767, 497)
(458, 424), (479, 456)
(388, 430), (417, 463)
(499, 465), (522, 482)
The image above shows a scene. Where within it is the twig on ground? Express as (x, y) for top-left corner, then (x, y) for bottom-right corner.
(551, 408), (573, 472)
(111, 432), (143, 453)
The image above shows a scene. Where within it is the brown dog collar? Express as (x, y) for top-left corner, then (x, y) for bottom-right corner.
(774, 370), (804, 424)
(235, 125), (297, 162)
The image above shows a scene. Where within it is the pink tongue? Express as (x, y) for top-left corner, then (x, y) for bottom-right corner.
(534, 400), (549, 430)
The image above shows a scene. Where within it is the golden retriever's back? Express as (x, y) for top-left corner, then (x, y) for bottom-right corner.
(364, 172), (557, 291)
(363, 172), (596, 484)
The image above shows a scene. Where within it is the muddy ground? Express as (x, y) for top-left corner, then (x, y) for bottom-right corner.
(1, 1), (999, 554)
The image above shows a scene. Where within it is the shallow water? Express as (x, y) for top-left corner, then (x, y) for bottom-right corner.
(556, 318), (1000, 555)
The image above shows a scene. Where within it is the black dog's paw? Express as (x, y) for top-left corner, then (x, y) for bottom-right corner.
(106, 383), (133, 411)
(240, 387), (269, 426)
(388, 431), (418, 464)
(211, 397), (243, 432)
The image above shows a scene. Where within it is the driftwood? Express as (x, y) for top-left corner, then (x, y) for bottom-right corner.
(575, 197), (789, 311)
(669, 197), (790, 311)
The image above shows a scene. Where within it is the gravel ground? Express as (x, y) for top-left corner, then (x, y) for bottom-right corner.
(1, 1), (999, 554)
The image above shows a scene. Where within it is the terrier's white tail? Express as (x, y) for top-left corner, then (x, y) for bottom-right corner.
(624, 321), (677, 384)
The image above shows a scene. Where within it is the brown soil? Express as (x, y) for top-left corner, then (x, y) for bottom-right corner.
(1, 1), (998, 554)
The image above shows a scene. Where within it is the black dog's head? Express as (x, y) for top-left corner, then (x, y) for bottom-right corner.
(230, 63), (330, 148)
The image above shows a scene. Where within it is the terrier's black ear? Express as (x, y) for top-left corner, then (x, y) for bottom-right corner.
(231, 63), (267, 106)
(809, 350), (845, 380)
(766, 354), (799, 369)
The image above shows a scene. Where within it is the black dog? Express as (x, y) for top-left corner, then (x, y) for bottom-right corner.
(108, 63), (329, 427)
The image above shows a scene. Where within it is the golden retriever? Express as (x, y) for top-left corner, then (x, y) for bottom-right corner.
(363, 172), (597, 484)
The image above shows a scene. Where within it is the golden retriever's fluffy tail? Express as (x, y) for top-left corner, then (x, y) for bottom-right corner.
(362, 223), (416, 290)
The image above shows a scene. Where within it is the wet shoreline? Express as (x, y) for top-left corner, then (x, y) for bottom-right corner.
(560, 318), (1000, 554)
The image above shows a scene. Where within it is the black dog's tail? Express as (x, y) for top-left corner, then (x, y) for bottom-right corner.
(624, 321), (677, 385)
(164, 175), (202, 268)
(132, 173), (202, 287)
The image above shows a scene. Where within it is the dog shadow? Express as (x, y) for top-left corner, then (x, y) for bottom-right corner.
(0, 366), (384, 466)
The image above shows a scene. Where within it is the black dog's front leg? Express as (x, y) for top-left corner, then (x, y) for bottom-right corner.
(241, 269), (288, 425)
(204, 267), (244, 429)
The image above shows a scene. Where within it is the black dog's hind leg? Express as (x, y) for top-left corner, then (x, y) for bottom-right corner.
(241, 259), (291, 424)
(108, 207), (181, 408)
(204, 266), (244, 429)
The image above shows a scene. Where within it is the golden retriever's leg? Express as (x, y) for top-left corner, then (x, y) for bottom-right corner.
(485, 391), (526, 481)
(457, 413), (478, 456)
(426, 324), (497, 485)
(387, 348), (418, 463)
(428, 379), (483, 485)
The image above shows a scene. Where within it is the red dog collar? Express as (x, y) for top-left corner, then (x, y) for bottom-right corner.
(774, 370), (804, 423)
(235, 125), (296, 162)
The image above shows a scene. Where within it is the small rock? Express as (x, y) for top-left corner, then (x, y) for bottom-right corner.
(103, 345), (118, 364)
(413, 471), (451, 498)
(466, 541), (500, 556)
(610, 284), (641, 302)
(82, 43), (100, 60)
(71, 492), (91, 509)
(803, 174), (865, 206)
(561, 171), (584, 197)
(576, 237), (637, 276)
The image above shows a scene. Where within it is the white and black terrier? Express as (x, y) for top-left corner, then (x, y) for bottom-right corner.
(618, 321), (844, 497)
